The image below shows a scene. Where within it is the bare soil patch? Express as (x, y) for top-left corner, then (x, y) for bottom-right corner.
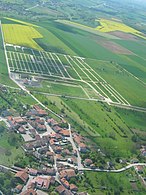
(131, 182), (138, 191)
(99, 40), (134, 55)
(108, 31), (138, 40)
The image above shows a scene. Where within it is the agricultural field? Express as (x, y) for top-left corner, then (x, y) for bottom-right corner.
(2, 24), (43, 50)
(56, 19), (119, 40)
(96, 18), (146, 40)
(0, 21), (17, 87)
(6, 45), (134, 105)
(1, 17), (146, 108)
(4, 43), (146, 107)
(85, 58), (146, 107)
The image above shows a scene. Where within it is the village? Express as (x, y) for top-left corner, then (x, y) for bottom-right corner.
(4, 104), (94, 195)
(0, 88), (146, 195)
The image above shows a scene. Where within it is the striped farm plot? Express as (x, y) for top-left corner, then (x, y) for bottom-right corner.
(6, 46), (130, 105)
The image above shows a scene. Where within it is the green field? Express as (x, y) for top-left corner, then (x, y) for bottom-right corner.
(5, 44), (146, 107)
(29, 80), (89, 98)
(36, 26), (76, 55)
(62, 99), (135, 158)
(0, 122), (24, 166)
(78, 170), (146, 195)
(85, 58), (146, 107)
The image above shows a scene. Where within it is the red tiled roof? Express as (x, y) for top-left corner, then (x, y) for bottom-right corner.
(56, 185), (66, 194)
(18, 126), (26, 133)
(70, 184), (78, 191)
(33, 105), (41, 111)
(60, 169), (76, 179)
(13, 117), (25, 124)
(29, 168), (38, 175)
(84, 159), (93, 165)
(61, 178), (70, 188)
(79, 143), (87, 148)
(60, 129), (70, 137)
(46, 151), (54, 156)
(34, 176), (50, 189)
(15, 184), (23, 191)
(20, 189), (37, 195)
(15, 170), (29, 183)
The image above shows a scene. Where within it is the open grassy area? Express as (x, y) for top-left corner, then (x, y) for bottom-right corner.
(3, 18), (145, 107)
(85, 58), (146, 107)
(78, 170), (146, 195)
(29, 80), (88, 98)
(115, 40), (146, 60)
(62, 98), (136, 158)
(115, 108), (146, 131)
(35, 26), (76, 55)
(0, 122), (24, 166)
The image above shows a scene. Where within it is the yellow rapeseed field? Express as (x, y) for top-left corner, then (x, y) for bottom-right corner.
(2, 24), (43, 50)
(96, 18), (146, 39)
(58, 19), (146, 40)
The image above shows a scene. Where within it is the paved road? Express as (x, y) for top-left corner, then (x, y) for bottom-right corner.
(110, 102), (146, 113)
(135, 167), (146, 187)
(21, 175), (33, 192)
(67, 124), (83, 170)
(0, 164), (17, 173)
(79, 163), (146, 173)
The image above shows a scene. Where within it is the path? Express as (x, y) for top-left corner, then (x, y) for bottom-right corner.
(80, 163), (146, 173)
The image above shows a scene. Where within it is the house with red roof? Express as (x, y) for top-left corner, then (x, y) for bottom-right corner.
(15, 170), (29, 184)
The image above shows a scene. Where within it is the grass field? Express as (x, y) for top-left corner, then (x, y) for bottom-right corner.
(115, 108), (146, 131)
(36, 27), (76, 55)
(29, 80), (89, 98)
(0, 123), (24, 166)
(115, 40), (146, 60)
(79, 170), (146, 195)
(85, 58), (146, 107)
(62, 99), (135, 158)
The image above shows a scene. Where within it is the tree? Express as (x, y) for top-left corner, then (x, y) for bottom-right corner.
(43, 101), (48, 105)
(0, 125), (5, 133)
(131, 134), (139, 142)
(5, 149), (11, 156)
